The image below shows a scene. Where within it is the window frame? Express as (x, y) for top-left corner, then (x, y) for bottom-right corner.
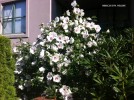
(0, 0), (28, 39)
(2, 1), (26, 34)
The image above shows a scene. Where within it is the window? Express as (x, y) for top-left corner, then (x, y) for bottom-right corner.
(2, 1), (26, 34)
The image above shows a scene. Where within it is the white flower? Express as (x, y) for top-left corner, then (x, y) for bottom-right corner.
(63, 17), (69, 23)
(94, 25), (101, 33)
(18, 98), (22, 100)
(39, 67), (45, 73)
(51, 45), (58, 51)
(87, 41), (93, 47)
(14, 69), (22, 74)
(74, 26), (81, 34)
(52, 22), (56, 27)
(39, 41), (45, 46)
(18, 85), (24, 90)
(85, 22), (91, 28)
(47, 32), (57, 42)
(62, 23), (68, 30)
(74, 20), (79, 26)
(32, 42), (36, 45)
(46, 51), (51, 57)
(56, 35), (64, 42)
(71, 0), (77, 7)
(79, 25), (85, 30)
(64, 57), (71, 67)
(57, 63), (64, 72)
(38, 34), (42, 40)
(83, 45), (86, 49)
(62, 69), (67, 75)
(79, 17), (83, 23)
(13, 47), (18, 53)
(80, 9), (84, 16)
(55, 17), (59, 22)
(40, 28), (44, 33)
(15, 60), (24, 66)
(86, 22), (95, 29)
(59, 85), (72, 96)
(64, 57), (69, 62)
(53, 74), (61, 83)
(30, 47), (36, 54)
(60, 16), (65, 21)
(93, 50), (97, 54)
(47, 72), (53, 80)
(92, 40), (97, 46)
(88, 52), (92, 56)
(69, 21), (74, 26)
(18, 57), (23, 62)
(51, 53), (60, 62)
(70, 37), (74, 44)
(65, 94), (73, 100)
(31, 61), (36, 65)
(66, 10), (70, 16)
(22, 42), (27, 45)
(64, 36), (70, 43)
(39, 49), (45, 58)
(52, 67), (56, 72)
(106, 29), (110, 33)
(50, 60), (53, 66)
(87, 40), (97, 47)
(65, 30), (69, 33)
(89, 34), (97, 38)
(46, 44), (51, 49)
(64, 60), (71, 67)
(38, 77), (44, 82)
(73, 8), (80, 15)
(82, 31), (89, 39)
(80, 54), (84, 58)
(66, 47), (73, 54)
(56, 43), (64, 49)
(87, 17), (92, 21)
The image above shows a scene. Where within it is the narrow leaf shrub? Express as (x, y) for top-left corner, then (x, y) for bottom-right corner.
(0, 35), (16, 100)
(90, 29), (134, 100)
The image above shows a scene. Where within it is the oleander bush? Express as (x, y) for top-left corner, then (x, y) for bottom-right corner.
(0, 35), (16, 100)
(89, 28), (134, 100)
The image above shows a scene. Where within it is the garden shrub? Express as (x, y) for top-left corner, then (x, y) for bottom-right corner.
(0, 35), (16, 100)
(14, 1), (134, 100)
(14, 1), (101, 99)
(90, 29), (134, 100)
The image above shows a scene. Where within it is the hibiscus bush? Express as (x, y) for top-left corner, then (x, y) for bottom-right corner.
(14, 1), (101, 99)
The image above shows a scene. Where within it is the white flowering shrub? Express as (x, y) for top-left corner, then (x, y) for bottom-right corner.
(14, 1), (101, 99)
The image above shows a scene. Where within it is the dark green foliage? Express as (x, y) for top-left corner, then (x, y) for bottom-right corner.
(0, 35), (16, 100)
(90, 29), (134, 100)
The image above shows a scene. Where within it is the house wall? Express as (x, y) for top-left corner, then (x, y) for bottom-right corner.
(0, 0), (51, 46)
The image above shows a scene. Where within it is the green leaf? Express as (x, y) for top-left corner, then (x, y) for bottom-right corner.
(113, 86), (121, 93)
(93, 78), (103, 85)
(90, 92), (96, 97)
(110, 75), (120, 81)
(113, 64), (122, 76)
(105, 50), (111, 59)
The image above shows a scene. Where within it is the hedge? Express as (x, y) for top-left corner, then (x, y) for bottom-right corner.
(0, 35), (16, 100)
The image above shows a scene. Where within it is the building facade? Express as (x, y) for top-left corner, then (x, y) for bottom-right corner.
(0, 0), (134, 45)
(0, 0), (52, 45)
